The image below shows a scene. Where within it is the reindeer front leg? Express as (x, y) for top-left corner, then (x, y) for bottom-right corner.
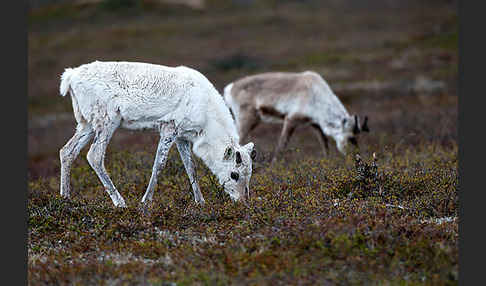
(310, 123), (330, 156)
(237, 108), (260, 144)
(176, 139), (205, 205)
(141, 122), (178, 205)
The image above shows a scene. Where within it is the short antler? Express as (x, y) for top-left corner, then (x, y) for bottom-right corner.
(361, 116), (369, 132)
(353, 115), (360, 134)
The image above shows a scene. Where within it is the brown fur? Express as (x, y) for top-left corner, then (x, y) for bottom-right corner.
(226, 71), (333, 163)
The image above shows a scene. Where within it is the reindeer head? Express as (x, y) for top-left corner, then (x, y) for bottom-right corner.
(336, 115), (370, 155)
(219, 142), (256, 204)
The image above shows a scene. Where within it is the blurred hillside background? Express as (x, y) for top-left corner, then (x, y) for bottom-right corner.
(28, 0), (458, 179)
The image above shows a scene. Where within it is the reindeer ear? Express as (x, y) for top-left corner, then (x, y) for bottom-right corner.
(243, 142), (256, 160)
(223, 146), (233, 160)
(353, 115), (361, 135)
(361, 116), (370, 132)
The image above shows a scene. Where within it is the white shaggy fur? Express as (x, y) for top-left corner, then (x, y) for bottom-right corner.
(59, 61), (255, 207)
(223, 71), (368, 162)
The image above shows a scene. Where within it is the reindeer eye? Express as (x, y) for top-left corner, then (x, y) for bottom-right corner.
(236, 151), (242, 164)
(230, 172), (239, 181)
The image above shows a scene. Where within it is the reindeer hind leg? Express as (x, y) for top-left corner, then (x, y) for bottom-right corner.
(271, 116), (299, 164)
(86, 116), (126, 207)
(60, 123), (94, 198)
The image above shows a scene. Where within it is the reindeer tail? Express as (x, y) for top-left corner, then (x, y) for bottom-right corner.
(59, 68), (76, 97)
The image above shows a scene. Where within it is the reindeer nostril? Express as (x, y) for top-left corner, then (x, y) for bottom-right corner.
(230, 172), (239, 181)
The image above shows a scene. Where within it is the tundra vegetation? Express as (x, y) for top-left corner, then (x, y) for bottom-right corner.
(28, 0), (458, 285)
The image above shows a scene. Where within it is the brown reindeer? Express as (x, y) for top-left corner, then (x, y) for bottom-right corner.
(223, 71), (369, 163)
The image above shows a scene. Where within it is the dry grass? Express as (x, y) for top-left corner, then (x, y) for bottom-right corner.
(28, 142), (458, 285)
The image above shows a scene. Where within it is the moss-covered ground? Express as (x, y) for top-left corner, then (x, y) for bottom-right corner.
(28, 142), (458, 285)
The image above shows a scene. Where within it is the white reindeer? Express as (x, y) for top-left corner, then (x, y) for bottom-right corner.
(223, 71), (369, 163)
(59, 61), (256, 208)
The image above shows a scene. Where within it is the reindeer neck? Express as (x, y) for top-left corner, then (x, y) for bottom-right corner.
(191, 109), (239, 184)
(314, 107), (350, 138)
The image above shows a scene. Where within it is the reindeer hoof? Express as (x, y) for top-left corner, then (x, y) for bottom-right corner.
(115, 200), (127, 208)
(139, 200), (153, 213)
(60, 193), (71, 200)
(139, 203), (152, 216)
(60, 188), (71, 199)
(140, 206), (148, 216)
